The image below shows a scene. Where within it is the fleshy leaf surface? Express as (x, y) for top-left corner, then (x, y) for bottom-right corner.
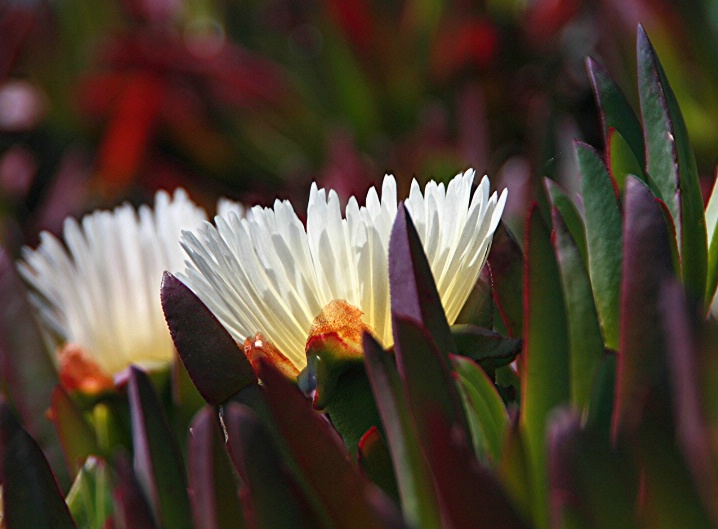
(259, 360), (405, 529)
(362, 333), (442, 529)
(128, 367), (193, 529)
(576, 141), (623, 350)
(161, 272), (256, 404)
(586, 56), (646, 170)
(520, 203), (570, 529)
(0, 401), (76, 529)
(551, 207), (605, 409)
(613, 176), (675, 439)
(638, 25), (707, 299)
(188, 407), (246, 529)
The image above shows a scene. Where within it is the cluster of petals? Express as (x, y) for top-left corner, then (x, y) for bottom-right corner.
(180, 169), (507, 370)
(18, 189), (207, 377)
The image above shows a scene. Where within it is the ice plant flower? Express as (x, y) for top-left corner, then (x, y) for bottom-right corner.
(18, 189), (207, 392)
(179, 169), (507, 370)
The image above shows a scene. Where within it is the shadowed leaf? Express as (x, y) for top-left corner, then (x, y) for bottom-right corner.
(259, 360), (405, 529)
(161, 272), (256, 404)
(0, 250), (68, 488)
(424, 411), (529, 529)
(520, 203), (570, 529)
(128, 367), (193, 529)
(613, 176), (675, 439)
(662, 281), (718, 522)
(487, 222), (523, 337)
(188, 407), (245, 529)
(451, 325), (521, 373)
(607, 127), (645, 191)
(0, 401), (76, 529)
(392, 317), (470, 444)
(113, 455), (158, 529)
(548, 409), (640, 529)
(224, 403), (319, 529)
(363, 333), (441, 529)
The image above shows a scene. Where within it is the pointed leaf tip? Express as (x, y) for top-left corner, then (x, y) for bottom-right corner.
(389, 203), (455, 357)
(160, 271), (256, 404)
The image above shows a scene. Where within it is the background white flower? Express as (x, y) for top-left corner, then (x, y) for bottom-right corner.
(18, 189), (207, 378)
(180, 170), (507, 370)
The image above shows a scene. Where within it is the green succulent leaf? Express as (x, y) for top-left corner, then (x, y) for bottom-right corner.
(128, 367), (193, 529)
(551, 207), (605, 410)
(586, 56), (646, 170)
(452, 355), (509, 464)
(451, 324), (522, 372)
(576, 141), (623, 350)
(637, 25), (707, 299)
(544, 179), (587, 265)
(66, 456), (114, 529)
(704, 179), (718, 307)
(520, 203), (570, 529)
(583, 353), (617, 439)
(50, 386), (99, 475)
(188, 407), (246, 529)
(607, 127), (645, 191)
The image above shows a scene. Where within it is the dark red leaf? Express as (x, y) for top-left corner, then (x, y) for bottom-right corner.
(161, 272), (256, 404)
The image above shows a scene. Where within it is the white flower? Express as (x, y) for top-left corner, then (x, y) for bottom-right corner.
(18, 189), (207, 381)
(179, 170), (507, 370)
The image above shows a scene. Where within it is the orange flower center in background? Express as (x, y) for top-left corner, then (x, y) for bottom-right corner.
(57, 344), (114, 394)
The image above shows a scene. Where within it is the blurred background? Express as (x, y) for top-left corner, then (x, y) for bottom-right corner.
(2, 0), (718, 253)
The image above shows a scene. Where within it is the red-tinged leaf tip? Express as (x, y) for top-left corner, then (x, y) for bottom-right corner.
(389, 203), (455, 357)
(160, 271), (256, 404)
(0, 401), (77, 529)
(613, 176), (675, 440)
